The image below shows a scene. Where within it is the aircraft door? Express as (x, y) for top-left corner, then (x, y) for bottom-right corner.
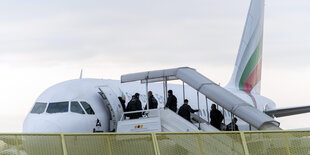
(98, 87), (123, 131)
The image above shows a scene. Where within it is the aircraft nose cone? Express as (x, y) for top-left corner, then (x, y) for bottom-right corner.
(23, 118), (61, 133)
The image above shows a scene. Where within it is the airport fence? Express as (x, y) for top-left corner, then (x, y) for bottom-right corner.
(0, 130), (310, 155)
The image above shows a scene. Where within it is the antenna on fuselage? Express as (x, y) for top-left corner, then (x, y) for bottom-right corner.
(79, 69), (83, 79)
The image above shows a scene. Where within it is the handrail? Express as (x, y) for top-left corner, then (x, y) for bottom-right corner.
(120, 108), (161, 120)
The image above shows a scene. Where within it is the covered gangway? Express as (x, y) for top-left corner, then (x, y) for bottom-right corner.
(121, 67), (281, 130)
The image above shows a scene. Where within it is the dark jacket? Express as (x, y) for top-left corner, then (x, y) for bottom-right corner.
(166, 95), (177, 112)
(144, 95), (158, 110)
(226, 123), (239, 131)
(210, 109), (224, 130)
(178, 104), (199, 122)
(126, 99), (142, 119)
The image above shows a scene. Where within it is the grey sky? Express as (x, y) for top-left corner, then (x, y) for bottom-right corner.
(0, 0), (310, 131)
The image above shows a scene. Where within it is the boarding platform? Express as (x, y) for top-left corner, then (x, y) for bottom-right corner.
(116, 108), (218, 133)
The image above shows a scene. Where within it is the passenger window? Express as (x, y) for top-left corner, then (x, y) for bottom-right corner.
(31, 102), (47, 114)
(46, 102), (69, 113)
(71, 101), (85, 114)
(80, 101), (95, 115)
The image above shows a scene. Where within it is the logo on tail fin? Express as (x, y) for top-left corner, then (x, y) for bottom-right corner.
(239, 41), (262, 94)
(227, 0), (264, 96)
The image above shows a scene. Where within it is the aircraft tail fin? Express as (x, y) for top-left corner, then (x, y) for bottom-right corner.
(227, 0), (264, 95)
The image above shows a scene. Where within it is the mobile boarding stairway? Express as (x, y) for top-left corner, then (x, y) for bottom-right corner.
(117, 108), (218, 132)
(116, 67), (281, 133)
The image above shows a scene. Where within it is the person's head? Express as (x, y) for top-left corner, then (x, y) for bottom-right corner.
(148, 91), (153, 97)
(135, 93), (140, 99)
(233, 117), (238, 123)
(184, 99), (189, 104)
(211, 104), (216, 110)
(131, 95), (135, 100)
(168, 90), (173, 96)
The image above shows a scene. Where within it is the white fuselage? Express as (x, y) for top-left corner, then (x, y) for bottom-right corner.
(23, 78), (276, 133)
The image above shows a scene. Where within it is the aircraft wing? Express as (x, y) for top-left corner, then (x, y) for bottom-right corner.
(264, 105), (310, 118)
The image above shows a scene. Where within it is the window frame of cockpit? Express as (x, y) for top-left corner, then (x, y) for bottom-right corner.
(69, 101), (86, 114)
(80, 101), (95, 115)
(46, 101), (69, 114)
(32, 101), (95, 115)
(30, 102), (48, 114)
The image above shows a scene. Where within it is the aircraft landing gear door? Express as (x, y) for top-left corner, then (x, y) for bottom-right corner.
(98, 87), (122, 132)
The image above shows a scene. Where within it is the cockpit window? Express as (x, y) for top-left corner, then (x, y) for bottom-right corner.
(46, 102), (69, 113)
(71, 101), (85, 114)
(31, 102), (47, 114)
(80, 101), (95, 115)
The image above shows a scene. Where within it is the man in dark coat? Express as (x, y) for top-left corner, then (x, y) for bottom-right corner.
(125, 95), (135, 118)
(126, 93), (142, 119)
(210, 104), (224, 130)
(165, 90), (177, 112)
(226, 117), (239, 131)
(178, 99), (199, 122)
(144, 91), (158, 110)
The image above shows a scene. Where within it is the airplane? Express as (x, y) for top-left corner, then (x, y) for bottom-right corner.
(23, 0), (310, 133)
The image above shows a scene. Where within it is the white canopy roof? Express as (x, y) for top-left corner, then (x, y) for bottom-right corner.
(121, 67), (191, 83)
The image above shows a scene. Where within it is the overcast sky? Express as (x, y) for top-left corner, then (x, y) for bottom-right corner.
(1, 0), (310, 132)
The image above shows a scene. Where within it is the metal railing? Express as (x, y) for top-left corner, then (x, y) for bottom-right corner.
(120, 108), (161, 121)
(1, 130), (310, 155)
